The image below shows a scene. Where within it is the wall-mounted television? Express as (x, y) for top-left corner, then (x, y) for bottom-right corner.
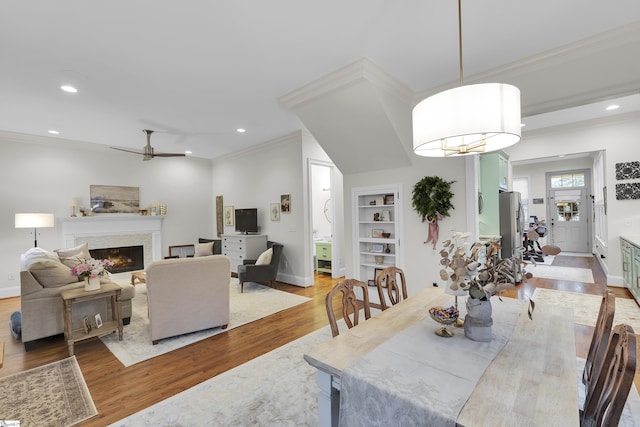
(235, 208), (258, 234)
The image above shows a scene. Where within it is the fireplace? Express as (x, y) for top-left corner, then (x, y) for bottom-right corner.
(61, 215), (163, 267)
(89, 245), (144, 273)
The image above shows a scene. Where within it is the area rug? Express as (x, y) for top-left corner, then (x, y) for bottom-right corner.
(0, 356), (97, 426)
(109, 325), (333, 427)
(558, 251), (594, 257)
(102, 277), (311, 367)
(525, 263), (594, 283)
(531, 288), (640, 331)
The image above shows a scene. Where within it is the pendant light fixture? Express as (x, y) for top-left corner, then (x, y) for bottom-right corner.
(412, 0), (521, 157)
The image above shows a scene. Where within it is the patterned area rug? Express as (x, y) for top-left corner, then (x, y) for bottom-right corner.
(102, 276), (311, 367)
(531, 288), (640, 331)
(109, 325), (333, 427)
(0, 356), (97, 426)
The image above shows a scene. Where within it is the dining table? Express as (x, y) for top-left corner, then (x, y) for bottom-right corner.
(304, 286), (579, 426)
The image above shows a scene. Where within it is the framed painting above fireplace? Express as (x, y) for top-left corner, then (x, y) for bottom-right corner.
(90, 185), (140, 213)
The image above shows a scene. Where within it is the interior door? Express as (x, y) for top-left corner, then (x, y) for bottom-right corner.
(547, 188), (590, 253)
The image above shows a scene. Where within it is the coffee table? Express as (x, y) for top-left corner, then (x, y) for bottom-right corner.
(131, 270), (146, 286)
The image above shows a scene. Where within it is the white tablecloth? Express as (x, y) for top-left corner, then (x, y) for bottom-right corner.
(338, 297), (524, 427)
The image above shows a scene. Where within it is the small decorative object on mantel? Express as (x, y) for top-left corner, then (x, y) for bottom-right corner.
(412, 176), (455, 250)
(70, 258), (114, 291)
(70, 199), (78, 217)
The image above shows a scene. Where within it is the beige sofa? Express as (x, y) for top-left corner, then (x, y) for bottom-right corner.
(146, 255), (230, 344)
(20, 247), (135, 351)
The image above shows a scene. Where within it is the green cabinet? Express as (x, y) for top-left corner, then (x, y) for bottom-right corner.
(479, 150), (509, 236)
(621, 237), (640, 303)
(315, 242), (332, 274)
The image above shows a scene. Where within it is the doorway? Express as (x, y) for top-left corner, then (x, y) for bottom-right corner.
(309, 160), (343, 280)
(546, 169), (591, 253)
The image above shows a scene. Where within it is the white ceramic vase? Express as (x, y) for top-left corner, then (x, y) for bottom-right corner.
(85, 276), (101, 291)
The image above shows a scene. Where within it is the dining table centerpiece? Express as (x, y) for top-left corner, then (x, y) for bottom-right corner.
(438, 232), (529, 341)
(70, 258), (114, 291)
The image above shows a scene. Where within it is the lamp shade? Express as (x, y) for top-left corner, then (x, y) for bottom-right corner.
(15, 213), (55, 228)
(413, 83), (521, 157)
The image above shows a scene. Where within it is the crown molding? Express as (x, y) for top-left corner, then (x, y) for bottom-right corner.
(212, 130), (303, 162)
(279, 58), (413, 109)
(413, 22), (640, 112)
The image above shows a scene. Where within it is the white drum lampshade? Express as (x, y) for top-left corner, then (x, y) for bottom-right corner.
(413, 83), (521, 157)
(15, 213), (55, 247)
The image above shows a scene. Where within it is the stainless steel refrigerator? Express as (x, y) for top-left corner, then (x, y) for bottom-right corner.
(499, 191), (524, 259)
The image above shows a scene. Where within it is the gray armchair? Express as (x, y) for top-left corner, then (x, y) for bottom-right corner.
(238, 241), (283, 292)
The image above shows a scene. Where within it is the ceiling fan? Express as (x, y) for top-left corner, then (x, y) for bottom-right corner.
(111, 129), (186, 161)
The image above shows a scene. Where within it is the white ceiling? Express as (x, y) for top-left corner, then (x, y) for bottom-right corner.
(1, 1), (639, 160)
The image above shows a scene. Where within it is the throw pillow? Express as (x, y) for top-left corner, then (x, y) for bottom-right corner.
(23, 247), (60, 270)
(55, 242), (91, 267)
(198, 238), (222, 254)
(194, 242), (214, 257)
(28, 259), (77, 288)
(255, 247), (273, 265)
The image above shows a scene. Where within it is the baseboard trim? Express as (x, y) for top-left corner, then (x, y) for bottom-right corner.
(0, 286), (20, 299)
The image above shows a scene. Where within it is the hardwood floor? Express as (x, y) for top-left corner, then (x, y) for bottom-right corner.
(0, 255), (638, 425)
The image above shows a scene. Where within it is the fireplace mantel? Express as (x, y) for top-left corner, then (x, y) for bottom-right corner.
(60, 214), (163, 262)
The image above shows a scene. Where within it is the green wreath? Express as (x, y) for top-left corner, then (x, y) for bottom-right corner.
(411, 176), (455, 222)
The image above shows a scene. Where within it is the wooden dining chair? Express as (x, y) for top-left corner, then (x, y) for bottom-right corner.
(581, 323), (637, 427)
(325, 278), (371, 337)
(582, 290), (615, 390)
(374, 266), (408, 311)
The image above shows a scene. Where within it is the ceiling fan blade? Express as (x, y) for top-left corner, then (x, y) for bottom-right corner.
(152, 153), (186, 157)
(111, 130), (186, 160)
(111, 147), (144, 155)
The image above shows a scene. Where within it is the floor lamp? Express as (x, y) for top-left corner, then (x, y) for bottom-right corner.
(15, 213), (55, 247)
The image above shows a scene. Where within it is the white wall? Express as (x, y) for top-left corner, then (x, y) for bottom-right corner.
(211, 132), (308, 285)
(0, 132), (214, 297)
(505, 112), (640, 284)
(343, 155), (468, 298)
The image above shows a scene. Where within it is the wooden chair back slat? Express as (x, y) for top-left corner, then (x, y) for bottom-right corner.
(583, 290), (615, 391)
(325, 279), (371, 337)
(375, 266), (408, 311)
(582, 323), (636, 427)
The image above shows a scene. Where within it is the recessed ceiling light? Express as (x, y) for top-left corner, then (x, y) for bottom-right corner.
(48, 130), (60, 134)
(236, 128), (246, 133)
(520, 123), (526, 128)
(60, 85), (78, 93)
(606, 104), (620, 111)
(185, 150), (192, 155)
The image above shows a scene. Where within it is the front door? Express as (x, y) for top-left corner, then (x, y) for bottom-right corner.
(546, 170), (591, 253)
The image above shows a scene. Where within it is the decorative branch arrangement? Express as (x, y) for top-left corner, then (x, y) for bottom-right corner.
(438, 232), (531, 300)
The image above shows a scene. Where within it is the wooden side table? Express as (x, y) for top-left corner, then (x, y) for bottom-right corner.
(61, 282), (123, 356)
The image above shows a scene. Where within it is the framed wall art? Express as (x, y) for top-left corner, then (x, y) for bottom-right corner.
(224, 205), (234, 226)
(270, 202), (281, 221)
(615, 182), (640, 200)
(90, 185), (139, 213)
(615, 161), (640, 180)
(216, 196), (223, 237)
(281, 194), (291, 213)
